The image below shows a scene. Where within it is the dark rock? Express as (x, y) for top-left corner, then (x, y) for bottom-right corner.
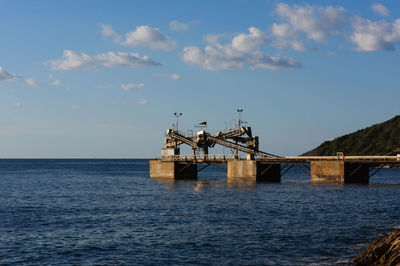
(353, 230), (400, 265)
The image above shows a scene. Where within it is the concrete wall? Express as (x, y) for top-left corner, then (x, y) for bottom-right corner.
(150, 160), (175, 179)
(311, 161), (344, 183)
(228, 160), (257, 178)
(149, 160), (197, 179)
(311, 161), (369, 184)
(227, 160), (281, 182)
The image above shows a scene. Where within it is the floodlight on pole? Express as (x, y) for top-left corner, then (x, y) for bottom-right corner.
(174, 112), (182, 131)
(237, 109), (243, 128)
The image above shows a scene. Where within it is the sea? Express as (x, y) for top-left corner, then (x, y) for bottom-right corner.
(0, 159), (399, 265)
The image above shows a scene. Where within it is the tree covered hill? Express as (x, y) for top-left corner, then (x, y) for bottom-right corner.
(303, 115), (400, 156)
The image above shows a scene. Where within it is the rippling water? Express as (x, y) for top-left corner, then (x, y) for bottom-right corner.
(1, 159), (399, 265)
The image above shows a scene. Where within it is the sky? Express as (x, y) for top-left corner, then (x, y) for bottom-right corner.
(1, 0), (400, 158)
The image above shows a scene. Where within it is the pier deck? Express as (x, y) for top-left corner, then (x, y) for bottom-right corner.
(159, 154), (400, 165)
(152, 155), (400, 183)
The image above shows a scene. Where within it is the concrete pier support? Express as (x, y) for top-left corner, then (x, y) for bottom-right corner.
(310, 161), (369, 184)
(149, 160), (197, 179)
(227, 160), (281, 182)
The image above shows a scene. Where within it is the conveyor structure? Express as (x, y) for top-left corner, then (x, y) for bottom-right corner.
(164, 125), (279, 159)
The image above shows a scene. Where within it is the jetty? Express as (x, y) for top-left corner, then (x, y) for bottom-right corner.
(150, 115), (400, 184)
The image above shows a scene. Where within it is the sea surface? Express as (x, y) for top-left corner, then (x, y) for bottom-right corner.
(0, 159), (399, 265)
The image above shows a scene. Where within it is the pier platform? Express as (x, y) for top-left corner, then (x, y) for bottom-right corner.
(150, 121), (400, 184)
(150, 155), (400, 184)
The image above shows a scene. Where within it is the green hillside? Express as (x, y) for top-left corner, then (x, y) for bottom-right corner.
(303, 115), (400, 156)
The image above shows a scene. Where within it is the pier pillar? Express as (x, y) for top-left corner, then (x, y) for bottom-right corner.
(227, 160), (281, 182)
(149, 160), (197, 179)
(310, 161), (369, 184)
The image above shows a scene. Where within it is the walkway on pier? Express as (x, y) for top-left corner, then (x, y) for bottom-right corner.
(152, 154), (400, 184)
(158, 154), (400, 165)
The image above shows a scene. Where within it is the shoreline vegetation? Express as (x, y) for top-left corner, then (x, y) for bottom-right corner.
(303, 115), (400, 156)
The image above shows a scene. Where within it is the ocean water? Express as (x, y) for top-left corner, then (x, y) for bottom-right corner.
(0, 159), (399, 265)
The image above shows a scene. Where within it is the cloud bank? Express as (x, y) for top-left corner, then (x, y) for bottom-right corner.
(49, 50), (161, 70)
(102, 25), (177, 51)
(371, 3), (390, 16)
(271, 2), (400, 52)
(350, 17), (400, 51)
(0, 66), (19, 81)
(182, 27), (300, 71)
(273, 3), (348, 42)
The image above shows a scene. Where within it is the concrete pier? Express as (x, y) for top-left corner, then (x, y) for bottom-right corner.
(310, 161), (369, 184)
(149, 155), (399, 184)
(149, 160), (197, 179)
(153, 122), (400, 184)
(227, 160), (281, 182)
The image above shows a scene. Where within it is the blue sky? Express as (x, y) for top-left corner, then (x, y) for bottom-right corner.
(1, 0), (400, 157)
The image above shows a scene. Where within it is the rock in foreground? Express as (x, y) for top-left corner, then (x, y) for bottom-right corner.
(353, 230), (400, 265)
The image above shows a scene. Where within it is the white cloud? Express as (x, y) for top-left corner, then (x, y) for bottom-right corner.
(182, 27), (300, 71)
(246, 52), (301, 70)
(171, 74), (180, 80)
(289, 41), (308, 51)
(100, 24), (122, 43)
(25, 78), (39, 86)
(0, 66), (19, 81)
(14, 102), (22, 108)
(271, 2), (400, 52)
(153, 73), (181, 80)
(182, 46), (238, 71)
(274, 3), (348, 42)
(101, 24), (118, 37)
(120, 25), (177, 51)
(50, 50), (97, 70)
(120, 83), (145, 91)
(231, 27), (268, 52)
(95, 51), (160, 67)
(71, 105), (80, 110)
(272, 23), (300, 39)
(49, 73), (61, 85)
(204, 34), (225, 46)
(272, 39), (309, 51)
(137, 99), (148, 106)
(371, 3), (390, 16)
(49, 50), (161, 70)
(182, 46), (300, 71)
(350, 17), (400, 51)
(169, 20), (189, 31)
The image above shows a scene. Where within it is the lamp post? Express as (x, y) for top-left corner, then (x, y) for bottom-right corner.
(235, 109), (243, 159)
(174, 112), (182, 132)
(237, 109), (243, 128)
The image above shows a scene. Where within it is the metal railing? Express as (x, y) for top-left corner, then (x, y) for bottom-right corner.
(158, 154), (239, 161)
(255, 154), (400, 163)
(157, 154), (400, 164)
